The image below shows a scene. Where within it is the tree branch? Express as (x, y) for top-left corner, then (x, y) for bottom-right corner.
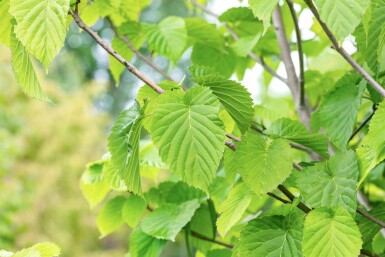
(189, 0), (287, 84)
(303, 0), (385, 98)
(272, 6), (311, 130)
(69, 10), (165, 94)
(286, 0), (305, 107)
(190, 231), (234, 248)
(107, 19), (176, 82)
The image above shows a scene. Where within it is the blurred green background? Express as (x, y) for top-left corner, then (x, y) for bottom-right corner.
(0, 0), (197, 255)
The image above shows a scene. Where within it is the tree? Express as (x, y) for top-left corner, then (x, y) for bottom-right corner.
(1, 0), (385, 256)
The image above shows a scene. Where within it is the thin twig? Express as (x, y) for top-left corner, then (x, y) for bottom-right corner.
(107, 19), (176, 82)
(226, 133), (241, 142)
(267, 192), (291, 204)
(286, 0), (305, 107)
(70, 10), (164, 94)
(190, 231), (234, 248)
(225, 141), (237, 151)
(189, 0), (287, 84)
(357, 208), (385, 228)
(303, 0), (385, 98)
(272, 6), (311, 130)
(277, 185), (312, 213)
(349, 112), (375, 141)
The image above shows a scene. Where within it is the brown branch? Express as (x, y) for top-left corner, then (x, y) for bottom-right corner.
(272, 6), (311, 130)
(286, 0), (305, 107)
(357, 208), (385, 228)
(69, 10), (165, 94)
(303, 0), (385, 98)
(225, 141), (237, 151)
(226, 133), (241, 142)
(107, 19), (176, 82)
(189, 0), (287, 84)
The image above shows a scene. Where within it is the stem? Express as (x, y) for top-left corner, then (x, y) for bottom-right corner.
(267, 192), (291, 204)
(357, 208), (385, 228)
(349, 112), (375, 141)
(277, 185), (312, 213)
(286, 0), (305, 107)
(189, 0), (287, 84)
(303, 0), (385, 98)
(272, 6), (311, 130)
(190, 231), (234, 248)
(70, 10), (164, 94)
(226, 133), (241, 142)
(185, 228), (193, 257)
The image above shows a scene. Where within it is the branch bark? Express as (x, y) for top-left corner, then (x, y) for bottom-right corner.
(303, 0), (385, 98)
(272, 6), (311, 130)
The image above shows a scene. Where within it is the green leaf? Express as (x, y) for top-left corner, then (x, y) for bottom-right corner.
(80, 161), (111, 208)
(129, 228), (167, 257)
(311, 73), (365, 150)
(314, 0), (370, 41)
(141, 199), (200, 241)
(207, 249), (232, 257)
(296, 151), (359, 215)
(219, 7), (255, 23)
(303, 207), (362, 257)
(184, 18), (223, 47)
(0, 0), (12, 47)
(191, 72), (254, 133)
(108, 102), (145, 196)
(217, 183), (252, 237)
(9, 0), (70, 67)
(97, 196), (126, 237)
(143, 16), (187, 62)
(237, 133), (294, 195)
(357, 100), (385, 184)
(361, 0), (385, 72)
(231, 35), (261, 57)
(10, 27), (48, 101)
(108, 0), (150, 20)
(122, 194), (147, 229)
(109, 21), (144, 83)
(191, 43), (236, 78)
(224, 147), (238, 184)
(33, 243), (60, 257)
(266, 118), (329, 157)
(357, 204), (385, 244)
(238, 213), (304, 257)
(148, 86), (226, 192)
(190, 205), (215, 253)
(12, 248), (40, 257)
(248, 0), (280, 32)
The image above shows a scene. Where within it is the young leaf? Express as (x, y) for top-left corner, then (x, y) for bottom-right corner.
(357, 204), (385, 244)
(0, 0), (12, 47)
(190, 205), (216, 253)
(97, 196), (126, 237)
(311, 73), (365, 150)
(357, 100), (385, 184)
(108, 0), (150, 21)
(303, 207), (362, 257)
(9, 0), (70, 67)
(122, 194), (147, 229)
(148, 86), (226, 192)
(184, 18), (223, 47)
(129, 228), (167, 257)
(248, 0), (280, 32)
(237, 133), (294, 195)
(108, 102), (145, 196)
(314, 0), (370, 41)
(33, 242), (61, 257)
(238, 213), (304, 257)
(266, 118), (329, 157)
(191, 43), (236, 78)
(12, 248), (40, 257)
(217, 183), (252, 237)
(143, 16), (187, 62)
(80, 160), (110, 208)
(10, 27), (49, 101)
(191, 72), (254, 133)
(296, 151), (359, 215)
(141, 199), (200, 241)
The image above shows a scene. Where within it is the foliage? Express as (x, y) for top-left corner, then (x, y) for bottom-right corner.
(2, 0), (385, 256)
